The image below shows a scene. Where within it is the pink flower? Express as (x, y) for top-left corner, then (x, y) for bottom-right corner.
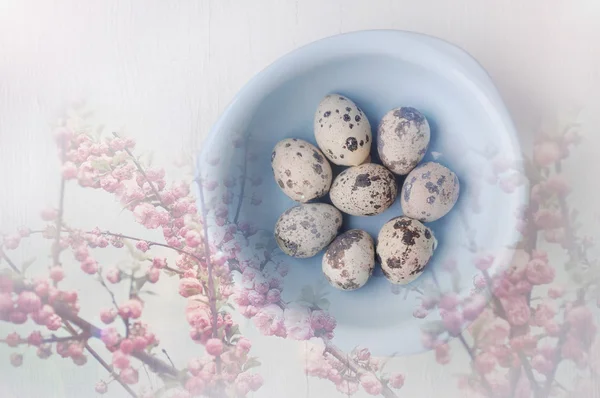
(336, 380), (359, 395)
(237, 337), (252, 354)
(185, 231), (203, 248)
(462, 294), (487, 321)
(179, 278), (203, 298)
(133, 203), (163, 229)
(17, 291), (42, 313)
(186, 302), (212, 330)
(46, 314), (62, 330)
(95, 381), (108, 394)
(41, 207), (58, 221)
(548, 285), (564, 299)
(531, 354), (552, 375)
(435, 344), (451, 365)
(533, 302), (556, 327)
(68, 343), (84, 358)
(249, 373), (263, 391)
(544, 228), (566, 244)
(360, 373), (382, 395)
(80, 257), (98, 274)
(534, 141), (562, 167)
(106, 267), (121, 284)
(100, 308), (117, 324)
(254, 304), (285, 337)
(3, 234), (21, 250)
(284, 304), (314, 340)
(152, 258), (167, 269)
(136, 240), (150, 252)
(310, 310), (336, 333)
(544, 174), (570, 196)
(479, 317), (510, 347)
(6, 332), (21, 347)
(27, 331), (42, 346)
(440, 310), (463, 336)
(389, 373), (405, 389)
(10, 353), (23, 367)
(146, 267), (160, 283)
(413, 307), (429, 319)
(475, 254), (494, 271)
(502, 296), (530, 326)
(439, 293), (459, 310)
(118, 299), (143, 319)
(475, 351), (495, 374)
(533, 208), (562, 230)
(205, 338), (223, 356)
(185, 376), (206, 395)
(0, 292), (13, 312)
(247, 290), (265, 307)
(100, 175), (121, 192)
(119, 339), (134, 354)
(49, 266), (65, 282)
(119, 367), (139, 385)
(112, 350), (131, 369)
(526, 259), (555, 285)
(355, 347), (371, 361)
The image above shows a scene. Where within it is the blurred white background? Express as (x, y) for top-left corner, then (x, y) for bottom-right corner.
(1, 1), (599, 397)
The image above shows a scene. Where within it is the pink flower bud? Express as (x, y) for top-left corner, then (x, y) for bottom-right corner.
(17, 291), (42, 313)
(49, 266), (65, 282)
(106, 267), (121, 284)
(179, 278), (203, 298)
(118, 299), (143, 319)
(27, 331), (42, 346)
(10, 353), (23, 367)
(205, 338), (223, 356)
(95, 381), (108, 394)
(120, 339), (134, 355)
(135, 241), (150, 252)
(152, 258), (167, 269)
(389, 373), (405, 389)
(533, 141), (562, 167)
(185, 376), (206, 395)
(119, 367), (138, 385)
(112, 350), (130, 369)
(147, 267), (160, 283)
(6, 332), (21, 347)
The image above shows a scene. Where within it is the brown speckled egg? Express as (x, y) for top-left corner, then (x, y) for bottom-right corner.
(322, 229), (375, 290)
(314, 94), (372, 166)
(330, 163), (398, 216)
(377, 107), (430, 175)
(377, 217), (437, 284)
(271, 138), (332, 202)
(275, 203), (342, 258)
(401, 162), (460, 222)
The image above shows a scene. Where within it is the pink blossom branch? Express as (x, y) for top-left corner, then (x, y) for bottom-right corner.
(323, 340), (398, 398)
(195, 177), (222, 376)
(62, 320), (138, 398)
(457, 335), (496, 397)
(113, 132), (166, 209)
(98, 231), (204, 264)
(53, 142), (67, 267)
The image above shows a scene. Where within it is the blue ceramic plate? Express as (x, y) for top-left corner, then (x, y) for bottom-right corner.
(198, 30), (525, 356)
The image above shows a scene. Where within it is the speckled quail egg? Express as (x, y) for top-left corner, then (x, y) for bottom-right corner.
(330, 163), (398, 216)
(377, 107), (430, 175)
(275, 203), (342, 258)
(401, 162), (460, 222)
(271, 138), (332, 202)
(377, 216), (437, 284)
(314, 94), (372, 166)
(322, 229), (375, 291)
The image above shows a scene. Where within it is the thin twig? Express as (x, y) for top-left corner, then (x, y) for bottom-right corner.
(63, 321), (138, 398)
(99, 231), (203, 263)
(457, 334), (496, 398)
(114, 132), (166, 209)
(0, 249), (21, 274)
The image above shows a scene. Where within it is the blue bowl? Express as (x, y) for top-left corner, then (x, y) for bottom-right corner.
(198, 30), (525, 356)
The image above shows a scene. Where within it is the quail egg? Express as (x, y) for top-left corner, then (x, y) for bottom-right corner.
(314, 94), (372, 166)
(275, 203), (342, 258)
(330, 163), (397, 216)
(271, 138), (332, 202)
(377, 107), (430, 175)
(401, 162), (460, 222)
(322, 229), (375, 290)
(377, 217), (437, 284)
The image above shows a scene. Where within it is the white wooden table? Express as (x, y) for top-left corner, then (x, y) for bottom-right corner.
(1, 1), (599, 397)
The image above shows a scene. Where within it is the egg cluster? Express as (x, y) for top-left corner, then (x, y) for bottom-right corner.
(271, 94), (460, 290)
